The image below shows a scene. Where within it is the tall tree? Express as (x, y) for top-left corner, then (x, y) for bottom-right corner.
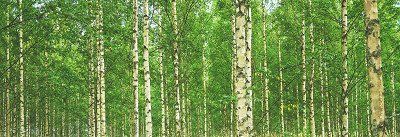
(44, 47), (50, 137)
(391, 61), (396, 136)
(18, 0), (26, 136)
(95, 0), (106, 136)
(202, 42), (208, 137)
(262, 1), (270, 135)
(301, 1), (308, 135)
(234, 0), (253, 136)
(296, 85), (300, 135)
(278, 40), (284, 133)
(319, 52), (325, 137)
(132, 0), (140, 136)
(158, 11), (167, 137)
(88, 1), (96, 136)
(245, 5), (253, 135)
(355, 82), (359, 137)
(340, 0), (349, 136)
(143, 0), (153, 136)
(171, 0), (182, 136)
(364, 0), (386, 136)
(308, 0), (316, 136)
(325, 62), (332, 137)
(5, 1), (11, 136)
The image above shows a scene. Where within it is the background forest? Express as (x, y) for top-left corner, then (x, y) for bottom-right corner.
(0, 0), (399, 137)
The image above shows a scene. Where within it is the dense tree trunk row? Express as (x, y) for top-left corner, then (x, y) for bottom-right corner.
(0, 0), (394, 136)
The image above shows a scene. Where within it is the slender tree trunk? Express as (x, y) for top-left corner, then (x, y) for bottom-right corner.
(182, 83), (187, 137)
(262, 1), (270, 135)
(278, 40), (284, 134)
(171, 1), (182, 136)
(132, 0), (140, 136)
(325, 62), (332, 137)
(123, 114), (126, 137)
(340, 0), (349, 136)
(202, 41), (208, 137)
(88, 42), (95, 137)
(95, 2), (101, 136)
(355, 82), (359, 137)
(301, 4), (308, 136)
(336, 92), (340, 136)
(143, 0), (153, 136)
(51, 107), (54, 137)
(18, 0), (26, 136)
(35, 94), (39, 136)
(308, 0), (316, 136)
(296, 85), (300, 135)
(26, 104), (30, 137)
(13, 84), (17, 137)
(319, 52), (325, 137)
(165, 72), (170, 137)
(235, 1), (253, 136)
(158, 16), (166, 137)
(95, 0), (106, 136)
(6, 2), (11, 136)
(62, 109), (65, 136)
(364, 0), (386, 136)
(391, 61), (396, 136)
(44, 50), (50, 137)
(185, 85), (191, 136)
(88, 1), (96, 137)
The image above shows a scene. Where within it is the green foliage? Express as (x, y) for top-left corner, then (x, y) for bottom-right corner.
(0, 0), (399, 136)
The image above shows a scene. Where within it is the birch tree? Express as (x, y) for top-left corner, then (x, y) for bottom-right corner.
(234, 0), (253, 136)
(340, 0), (349, 136)
(262, 1), (270, 135)
(143, 0), (153, 136)
(364, 0), (386, 136)
(202, 42), (208, 137)
(245, 5), (253, 135)
(391, 61), (396, 136)
(5, 2), (11, 136)
(18, 0), (26, 136)
(95, 0), (106, 136)
(132, 0), (140, 136)
(278, 40), (284, 133)
(88, 1), (96, 136)
(158, 11), (167, 137)
(308, 0), (316, 136)
(171, 0), (182, 136)
(301, 3), (308, 135)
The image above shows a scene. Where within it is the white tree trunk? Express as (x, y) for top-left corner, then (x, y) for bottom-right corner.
(143, 0), (153, 136)
(262, 1), (270, 135)
(132, 0), (140, 136)
(202, 42), (208, 137)
(308, 0), (316, 136)
(95, 1), (106, 136)
(391, 61), (396, 136)
(158, 14), (166, 137)
(235, 1), (253, 136)
(172, 0), (182, 136)
(18, 0), (26, 136)
(6, 2), (11, 136)
(301, 6), (307, 136)
(341, 0), (349, 136)
(278, 40), (284, 134)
